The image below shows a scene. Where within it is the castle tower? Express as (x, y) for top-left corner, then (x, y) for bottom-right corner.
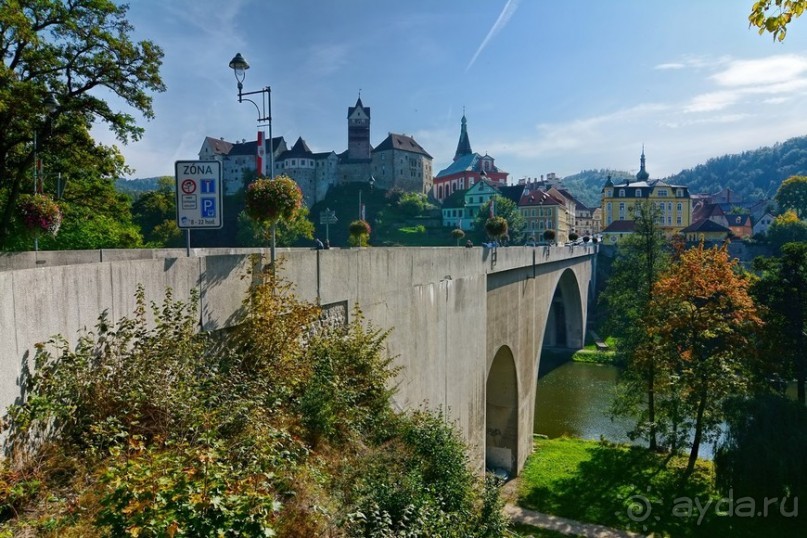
(347, 96), (371, 161)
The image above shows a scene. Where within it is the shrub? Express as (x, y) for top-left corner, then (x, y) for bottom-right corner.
(543, 229), (556, 242)
(569, 232), (579, 242)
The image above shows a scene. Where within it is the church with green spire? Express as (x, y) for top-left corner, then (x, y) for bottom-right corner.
(432, 113), (508, 202)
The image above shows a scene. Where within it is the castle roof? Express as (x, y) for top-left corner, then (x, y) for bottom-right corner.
(279, 137), (313, 159)
(372, 133), (432, 158)
(348, 96), (370, 118)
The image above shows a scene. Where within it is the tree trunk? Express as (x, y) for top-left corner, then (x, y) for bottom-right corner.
(648, 362), (657, 451)
(686, 390), (708, 476)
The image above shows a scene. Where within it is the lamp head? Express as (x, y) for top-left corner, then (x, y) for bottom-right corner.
(368, 175), (375, 189)
(229, 52), (250, 85)
(43, 92), (58, 114)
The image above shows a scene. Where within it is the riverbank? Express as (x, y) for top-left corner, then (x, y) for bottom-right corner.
(513, 437), (801, 537)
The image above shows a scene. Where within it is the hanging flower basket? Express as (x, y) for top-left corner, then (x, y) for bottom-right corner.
(245, 175), (302, 223)
(17, 193), (62, 236)
(348, 219), (372, 237)
(485, 216), (508, 239)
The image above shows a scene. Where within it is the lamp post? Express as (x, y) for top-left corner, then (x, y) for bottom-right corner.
(229, 52), (278, 265)
(228, 52), (273, 178)
(33, 92), (58, 252)
(359, 175), (375, 220)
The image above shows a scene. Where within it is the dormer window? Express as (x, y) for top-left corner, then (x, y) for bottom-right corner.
(619, 189), (625, 197)
(636, 189), (642, 197)
(676, 189), (684, 197)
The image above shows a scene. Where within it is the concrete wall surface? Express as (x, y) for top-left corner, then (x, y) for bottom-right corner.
(0, 245), (595, 473)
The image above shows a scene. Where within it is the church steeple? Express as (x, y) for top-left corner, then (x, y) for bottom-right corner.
(636, 145), (649, 181)
(453, 113), (473, 161)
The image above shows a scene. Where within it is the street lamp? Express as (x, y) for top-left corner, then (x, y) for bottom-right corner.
(359, 175), (375, 220)
(229, 52), (278, 266)
(228, 52), (273, 179)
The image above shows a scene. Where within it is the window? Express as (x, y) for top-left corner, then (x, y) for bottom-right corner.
(619, 189), (625, 197)
(636, 189), (642, 197)
(619, 202), (625, 220)
(677, 216), (682, 225)
(667, 202), (672, 212)
(657, 189), (668, 197)
(606, 189), (612, 197)
(676, 189), (683, 197)
(677, 202), (682, 212)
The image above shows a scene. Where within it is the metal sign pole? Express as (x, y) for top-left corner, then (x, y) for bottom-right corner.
(186, 229), (191, 257)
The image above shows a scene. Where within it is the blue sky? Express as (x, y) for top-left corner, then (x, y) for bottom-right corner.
(105, 0), (807, 183)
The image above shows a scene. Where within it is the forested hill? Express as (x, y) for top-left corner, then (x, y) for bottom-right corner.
(115, 176), (163, 197)
(560, 169), (632, 208)
(666, 135), (807, 201)
(562, 136), (807, 208)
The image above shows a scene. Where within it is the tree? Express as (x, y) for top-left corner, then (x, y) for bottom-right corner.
(131, 177), (181, 247)
(752, 242), (807, 404)
(600, 201), (668, 451)
(237, 206), (314, 248)
(473, 195), (526, 244)
(775, 175), (807, 218)
(646, 243), (761, 476)
(766, 209), (807, 252)
(0, 0), (165, 248)
(749, 0), (807, 40)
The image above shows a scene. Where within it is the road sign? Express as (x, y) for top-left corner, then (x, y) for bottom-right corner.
(175, 160), (223, 229)
(319, 208), (338, 225)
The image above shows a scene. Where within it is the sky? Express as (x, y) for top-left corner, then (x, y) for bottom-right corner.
(103, 0), (807, 183)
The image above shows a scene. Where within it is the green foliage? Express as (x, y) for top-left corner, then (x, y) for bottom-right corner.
(0, 0), (165, 248)
(474, 196), (525, 243)
(0, 260), (506, 535)
(749, 0), (807, 40)
(716, 394), (807, 501)
(451, 227), (465, 245)
(766, 210), (807, 252)
(775, 175), (807, 218)
(542, 229), (555, 242)
(131, 177), (182, 247)
(751, 242), (807, 403)
(397, 192), (435, 217)
(600, 201), (668, 450)
(237, 207), (315, 248)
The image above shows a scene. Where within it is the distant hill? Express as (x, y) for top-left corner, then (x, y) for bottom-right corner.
(665, 135), (807, 200)
(562, 135), (807, 208)
(115, 177), (165, 197)
(560, 169), (632, 208)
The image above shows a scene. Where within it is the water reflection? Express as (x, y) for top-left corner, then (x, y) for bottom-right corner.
(533, 359), (719, 459)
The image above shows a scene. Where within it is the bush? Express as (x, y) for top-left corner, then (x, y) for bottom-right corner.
(543, 229), (556, 242)
(569, 232), (579, 242)
(348, 219), (371, 246)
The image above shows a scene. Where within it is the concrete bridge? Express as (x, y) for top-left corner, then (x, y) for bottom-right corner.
(0, 245), (596, 475)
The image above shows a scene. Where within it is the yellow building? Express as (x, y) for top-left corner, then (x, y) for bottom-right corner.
(600, 150), (692, 244)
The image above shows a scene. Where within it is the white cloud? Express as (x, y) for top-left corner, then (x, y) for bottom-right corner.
(711, 54), (807, 87)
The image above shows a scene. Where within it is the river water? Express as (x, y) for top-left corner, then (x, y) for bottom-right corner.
(533, 360), (720, 459)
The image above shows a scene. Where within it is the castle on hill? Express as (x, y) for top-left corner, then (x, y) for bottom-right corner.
(198, 97), (433, 206)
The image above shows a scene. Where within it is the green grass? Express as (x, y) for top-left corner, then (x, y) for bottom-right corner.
(517, 437), (802, 537)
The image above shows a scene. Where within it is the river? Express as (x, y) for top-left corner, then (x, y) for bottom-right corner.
(533, 359), (722, 459)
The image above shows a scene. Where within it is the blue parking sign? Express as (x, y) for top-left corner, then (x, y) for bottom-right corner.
(201, 197), (216, 218)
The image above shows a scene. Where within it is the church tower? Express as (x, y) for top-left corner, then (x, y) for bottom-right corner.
(453, 113), (473, 161)
(636, 146), (650, 181)
(347, 96), (371, 161)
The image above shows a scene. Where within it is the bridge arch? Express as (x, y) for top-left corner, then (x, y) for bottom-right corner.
(543, 268), (585, 350)
(486, 345), (519, 474)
